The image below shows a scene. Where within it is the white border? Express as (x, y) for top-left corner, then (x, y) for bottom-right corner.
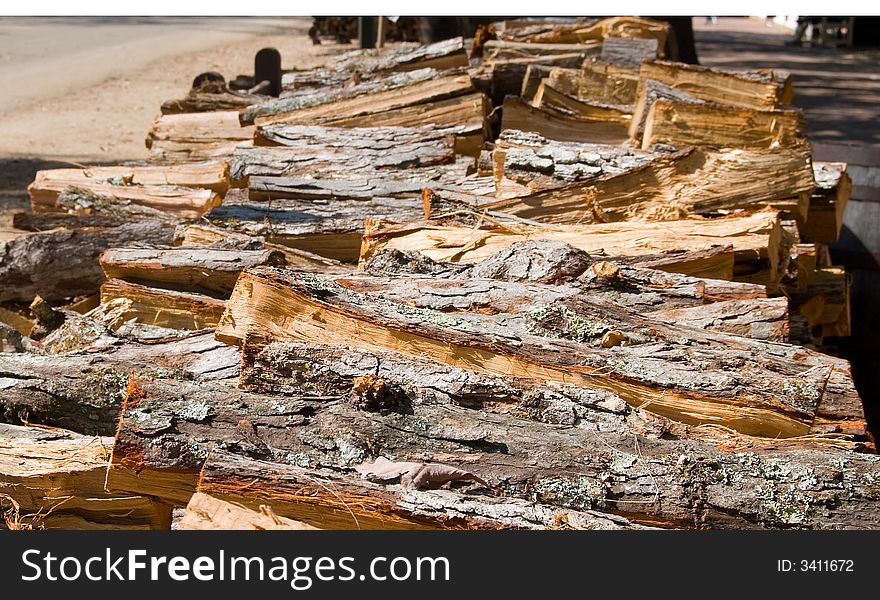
(2, 2), (878, 17)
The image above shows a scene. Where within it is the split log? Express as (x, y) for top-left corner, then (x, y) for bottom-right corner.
(548, 62), (640, 106)
(216, 267), (859, 438)
(33, 185), (219, 221)
(0, 423), (171, 530)
(161, 90), (260, 115)
(178, 492), (318, 530)
(361, 210), (788, 285)
(100, 247), (286, 297)
(600, 36), (659, 68)
(641, 100), (806, 150)
(0, 220), (175, 303)
(332, 273), (786, 341)
(248, 70), (475, 127)
(207, 181), (482, 262)
(628, 78), (704, 142)
(176, 223), (350, 274)
(17, 189), (179, 226)
(100, 279), (226, 330)
(0, 331), (239, 433)
(146, 111), (254, 163)
(496, 17), (669, 50)
(500, 98), (630, 145)
(791, 266), (851, 342)
(109, 370), (874, 528)
(532, 83), (632, 125)
(231, 124), (458, 183)
(480, 134), (815, 223)
(280, 38), (469, 93)
(520, 64), (555, 103)
(636, 61), (793, 110)
(797, 162), (852, 243)
(29, 163), (230, 206)
(646, 297), (789, 342)
(196, 452), (650, 530)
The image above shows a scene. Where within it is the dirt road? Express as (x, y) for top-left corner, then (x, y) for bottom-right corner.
(0, 17), (347, 210)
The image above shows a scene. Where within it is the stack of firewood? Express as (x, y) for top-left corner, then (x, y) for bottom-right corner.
(2, 17), (877, 532)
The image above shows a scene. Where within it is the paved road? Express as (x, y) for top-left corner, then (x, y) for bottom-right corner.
(0, 17), (301, 113)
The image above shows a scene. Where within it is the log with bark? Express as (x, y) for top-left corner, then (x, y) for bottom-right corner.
(108, 363), (874, 528)
(791, 266), (851, 343)
(600, 36), (659, 68)
(175, 223), (350, 274)
(362, 209), (790, 285)
(161, 90), (261, 115)
(215, 267), (861, 438)
(230, 124), (459, 183)
(640, 99), (806, 150)
(479, 131), (815, 223)
(205, 188), (430, 262)
(496, 17), (669, 50)
(146, 111), (254, 163)
(0, 330), (239, 434)
(0, 423), (172, 530)
(99, 247), (287, 297)
(195, 451), (651, 530)
(29, 162), (230, 203)
(0, 220), (176, 303)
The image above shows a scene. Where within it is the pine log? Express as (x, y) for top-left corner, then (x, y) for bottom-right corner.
(0, 423), (172, 530)
(600, 36), (659, 68)
(99, 247), (286, 297)
(480, 135), (815, 223)
(641, 100), (806, 150)
(0, 220), (175, 303)
(196, 452), (650, 530)
(548, 62), (641, 105)
(146, 111), (254, 163)
(500, 98), (630, 145)
(636, 61), (793, 110)
(230, 124), (458, 183)
(110, 371), (874, 528)
(179, 492), (318, 530)
(100, 279), (226, 330)
(216, 267), (858, 438)
(496, 17), (669, 50)
(176, 223), (350, 274)
(797, 162), (852, 243)
(361, 211), (787, 285)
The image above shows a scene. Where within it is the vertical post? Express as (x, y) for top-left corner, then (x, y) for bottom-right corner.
(359, 16), (377, 49)
(377, 16), (386, 48)
(254, 48), (282, 97)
